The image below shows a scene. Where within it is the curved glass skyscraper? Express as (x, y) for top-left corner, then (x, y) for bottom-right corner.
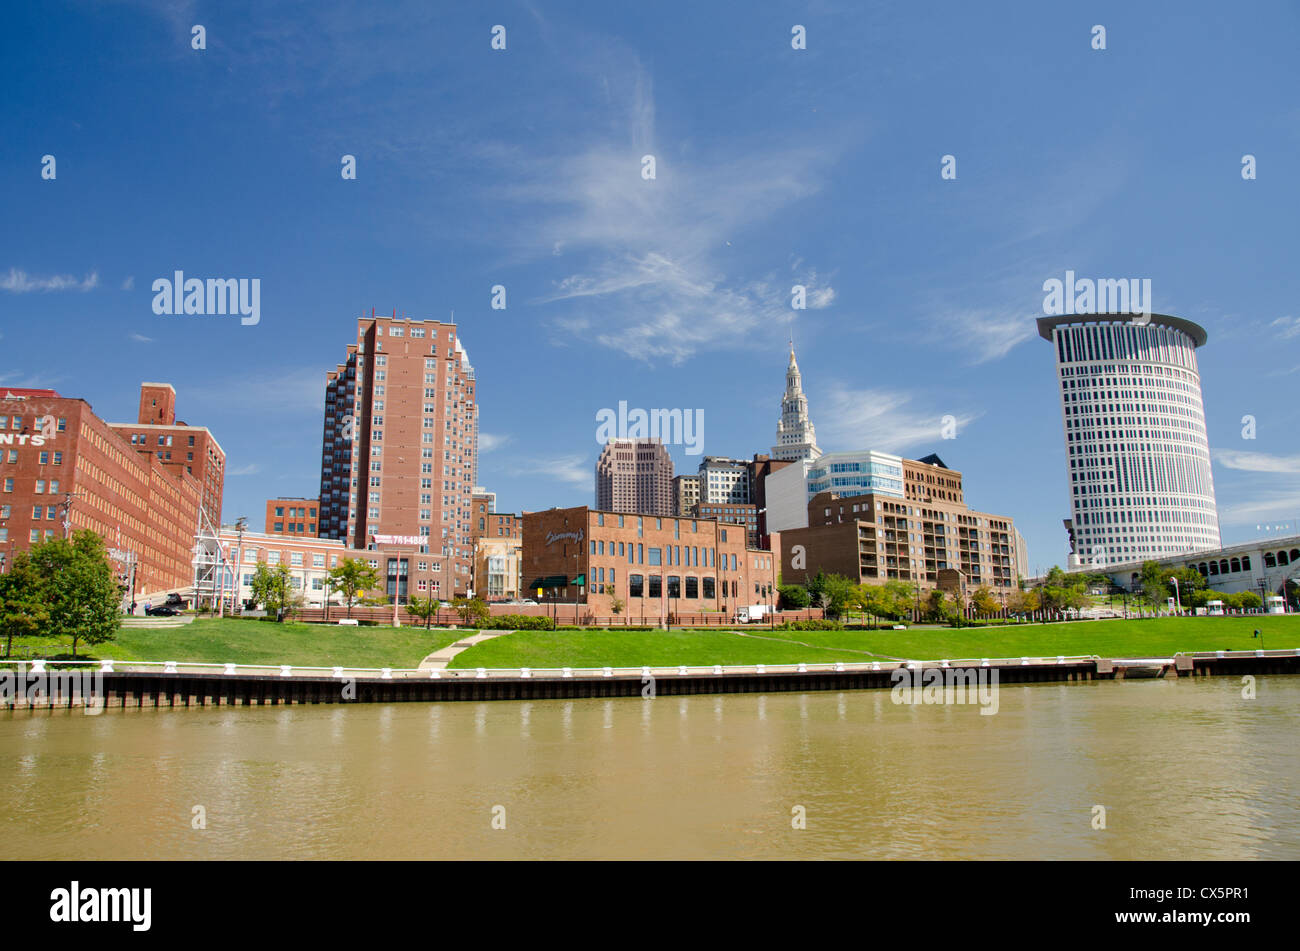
(1037, 313), (1220, 569)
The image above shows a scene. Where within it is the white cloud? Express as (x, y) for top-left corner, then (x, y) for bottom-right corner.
(1212, 449), (1300, 473)
(478, 432), (512, 453)
(1, 268), (99, 293)
(121, 276), (135, 291)
(506, 454), (590, 489)
(129, 332), (152, 343)
(1268, 316), (1300, 339)
(228, 463), (261, 477)
(817, 384), (982, 455)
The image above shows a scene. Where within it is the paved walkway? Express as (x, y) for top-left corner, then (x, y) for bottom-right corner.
(418, 630), (515, 670)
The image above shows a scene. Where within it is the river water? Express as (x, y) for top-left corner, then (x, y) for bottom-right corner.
(2, 676), (1297, 860)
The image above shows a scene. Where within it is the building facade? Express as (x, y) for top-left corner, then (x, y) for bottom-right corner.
(317, 313), (479, 601)
(521, 506), (778, 621)
(1038, 313), (1220, 569)
(0, 387), (203, 599)
(765, 449), (906, 532)
(594, 438), (673, 516)
(265, 497), (319, 536)
(108, 382), (226, 532)
(771, 344), (822, 462)
(472, 493), (522, 600)
(212, 527), (373, 610)
(693, 502), (760, 549)
(697, 456), (751, 505)
(672, 474), (700, 517)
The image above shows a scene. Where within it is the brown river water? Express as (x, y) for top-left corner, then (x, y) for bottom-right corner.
(2, 676), (1297, 859)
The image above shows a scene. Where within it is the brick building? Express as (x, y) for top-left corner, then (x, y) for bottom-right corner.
(693, 502), (760, 549)
(472, 492), (522, 600)
(213, 526), (372, 610)
(0, 386), (203, 599)
(521, 506), (778, 623)
(318, 312), (479, 601)
(108, 383), (225, 532)
(265, 497), (319, 536)
(779, 454), (1020, 597)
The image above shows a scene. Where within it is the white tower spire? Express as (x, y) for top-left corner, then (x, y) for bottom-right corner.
(771, 342), (822, 462)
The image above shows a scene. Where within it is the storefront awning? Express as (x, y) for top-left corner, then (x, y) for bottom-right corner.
(527, 575), (569, 590)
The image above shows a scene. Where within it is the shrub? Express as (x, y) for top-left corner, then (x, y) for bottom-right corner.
(483, 615), (556, 631)
(776, 619), (844, 631)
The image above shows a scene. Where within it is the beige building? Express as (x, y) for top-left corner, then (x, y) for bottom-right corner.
(781, 455), (1020, 596)
(595, 438), (673, 516)
(673, 474), (700, 517)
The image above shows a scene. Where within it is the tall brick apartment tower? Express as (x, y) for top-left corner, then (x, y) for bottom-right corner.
(318, 313), (478, 601)
(595, 438), (673, 516)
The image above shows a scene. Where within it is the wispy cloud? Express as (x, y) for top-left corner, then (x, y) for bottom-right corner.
(817, 384), (982, 455)
(478, 432), (512, 453)
(1268, 316), (1300, 339)
(121, 276), (135, 291)
(228, 463), (261, 477)
(1213, 449), (1300, 473)
(186, 367), (323, 416)
(129, 332), (152, 343)
(504, 454), (590, 489)
(1, 268), (99, 293)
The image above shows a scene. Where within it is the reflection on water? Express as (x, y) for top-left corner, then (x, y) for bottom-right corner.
(2, 677), (1297, 860)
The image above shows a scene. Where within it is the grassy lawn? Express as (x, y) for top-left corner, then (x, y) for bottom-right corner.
(5, 617), (468, 668)
(448, 615), (1300, 669)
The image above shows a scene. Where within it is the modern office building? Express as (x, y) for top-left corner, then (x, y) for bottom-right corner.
(521, 505), (778, 622)
(780, 456), (1020, 595)
(697, 456), (751, 505)
(0, 385), (205, 598)
(765, 449), (906, 532)
(264, 497), (319, 536)
(317, 312), (479, 601)
(108, 382), (226, 532)
(771, 344), (822, 462)
(1037, 313), (1220, 569)
(672, 474), (700, 518)
(594, 438), (673, 516)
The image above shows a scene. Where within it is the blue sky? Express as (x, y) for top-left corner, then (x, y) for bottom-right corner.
(3, 0), (1299, 573)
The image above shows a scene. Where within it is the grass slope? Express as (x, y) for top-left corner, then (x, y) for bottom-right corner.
(11, 618), (466, 668)
(449, 616), (1300, 669)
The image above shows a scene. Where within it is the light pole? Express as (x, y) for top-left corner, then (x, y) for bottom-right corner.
(573, 552), (582, 628)
(1169, 577), (1181, 616)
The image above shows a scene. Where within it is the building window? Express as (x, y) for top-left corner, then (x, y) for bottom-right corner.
(629, 574), (644, 598)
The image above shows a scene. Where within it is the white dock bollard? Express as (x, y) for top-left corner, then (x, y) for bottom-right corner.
(332, 666), (344, 678)
(164, 661), (178, 674)
(100, 659), (114, 673)
(520, 667), (531, 679)
(981, 658), (990, 667)
(713, 664), (723, 675)
(562, 667), (573, 678)
(381, 668), (393, 680)
(225, 663), (237, 676)
(476, 667), (488, 679)
(280, 665), (292, 678)
(602, 667), (613, 678)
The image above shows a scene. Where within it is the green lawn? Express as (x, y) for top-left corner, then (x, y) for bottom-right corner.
(448, 615), (1300, 669)
(6, 617), (468, 669)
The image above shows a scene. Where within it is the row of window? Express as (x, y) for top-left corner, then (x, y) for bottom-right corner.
(0, 416), (66, 431)
(2, 449), (63, 465)
(2, 478), (60, 494)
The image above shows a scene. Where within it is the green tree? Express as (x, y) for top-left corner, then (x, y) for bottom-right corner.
(1237, 591), (1262, 611)
(610, 595), (625, 625)
(815, 574), (857, 619)
(327, 557), (382, 618)
(25, 531), (120, 658)
(250, 562), (294, 620)
(453, 596), (489, 628)
(777, 583), (811, 610)
(404, 593), (441, 630)
(0, 553), (50, 657)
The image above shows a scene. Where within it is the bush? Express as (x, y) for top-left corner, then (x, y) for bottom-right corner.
(483, 615), (555, 631)
(776, 619), (844, 631)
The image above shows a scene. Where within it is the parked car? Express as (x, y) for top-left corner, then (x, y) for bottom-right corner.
(164, 593), (185, 606)
(146, 605), (181, 617)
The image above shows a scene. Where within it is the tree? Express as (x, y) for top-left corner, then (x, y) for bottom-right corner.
(249, 562), (295, 620)
(452, 596), (488, 628)
(610, 595), (625, 625)
(0, 553), (50, 657)
(816, 574), (857, 619)
(777, 584), (811, 610)
(1007, 588), (1039, 620)
(26, 531), (120, 658)
(327, 557), (382, 618)
(971, 585), (1000, 618)
(1237, 591), (1262, 611)
(404, 593), (441, 630)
